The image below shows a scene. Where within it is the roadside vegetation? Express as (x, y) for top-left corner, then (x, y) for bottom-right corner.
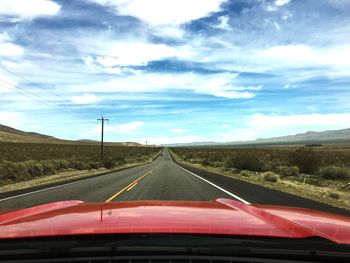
(0, 142), (160, 186)
(170, 146), (350, 210)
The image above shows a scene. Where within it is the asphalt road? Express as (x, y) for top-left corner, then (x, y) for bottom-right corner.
(1, 149), (349, 217)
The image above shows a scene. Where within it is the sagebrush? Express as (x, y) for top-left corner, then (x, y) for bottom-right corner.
(171, 146), (350, 181)
(0, 142), (160, 185)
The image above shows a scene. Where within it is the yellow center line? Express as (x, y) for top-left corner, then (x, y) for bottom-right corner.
(105, 166), (157, 202)
(126, 182), (138, 191)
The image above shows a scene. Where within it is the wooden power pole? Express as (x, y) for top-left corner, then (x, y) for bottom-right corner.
(97, 116), (108, 159)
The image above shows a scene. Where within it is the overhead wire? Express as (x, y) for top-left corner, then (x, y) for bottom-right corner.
(0, 78), (93, 121)
(0, 63), (99, 120)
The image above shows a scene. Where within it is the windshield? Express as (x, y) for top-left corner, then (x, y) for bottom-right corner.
(1, 0), (350, 259)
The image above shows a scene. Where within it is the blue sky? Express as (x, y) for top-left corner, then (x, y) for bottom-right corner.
(0, 0), (350, 144)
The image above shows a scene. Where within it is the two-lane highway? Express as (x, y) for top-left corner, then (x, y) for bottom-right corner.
(1, 149), (350, 217)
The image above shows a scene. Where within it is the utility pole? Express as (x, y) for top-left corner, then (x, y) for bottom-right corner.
(97, 116), (109, 159)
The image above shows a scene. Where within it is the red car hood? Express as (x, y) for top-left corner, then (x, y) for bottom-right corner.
(0, 198), (349, 244)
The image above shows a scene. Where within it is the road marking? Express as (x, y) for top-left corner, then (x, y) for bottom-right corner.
(105, 167), (156, 202)
(176, 164), (251, 204)
(167, 150), (251, 204)
(126, 182), (138, 191)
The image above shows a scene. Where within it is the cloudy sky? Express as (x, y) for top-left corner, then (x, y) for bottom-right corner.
(0, 0), (350, 144)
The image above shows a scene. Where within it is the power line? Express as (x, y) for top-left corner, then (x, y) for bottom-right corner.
(0, 64), (73, 104)
(0, 63), (98, 119)
(0, 79), (91, 121)
(0, 78), (93, 121)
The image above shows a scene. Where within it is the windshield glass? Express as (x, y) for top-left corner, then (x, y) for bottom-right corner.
(1, 0), (350, 252)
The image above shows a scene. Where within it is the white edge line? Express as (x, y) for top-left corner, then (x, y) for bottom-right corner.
(0, 176), (100, 202)
(177, 164), (251, 204)
(167, 149), (251, 204)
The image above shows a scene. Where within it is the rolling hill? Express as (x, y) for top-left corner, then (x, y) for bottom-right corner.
(0, 124), (143, 146)
(0, 124), (64, 144)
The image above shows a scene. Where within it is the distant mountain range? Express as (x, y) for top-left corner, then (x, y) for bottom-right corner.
(2, 123), (350, 147)
(250, 128), (350, 145)
(0, 124), (143, 146)
(165, 128), (350, 147)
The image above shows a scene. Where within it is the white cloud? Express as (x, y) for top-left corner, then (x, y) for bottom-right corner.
(266, 5), (278, 11)
(214, 15), (231, 30)
(261, 44), (315, 63)
(0, 0), (60, 20)
(170, 128), (189, 134)
(275, 0), (291, 7)
(80, 121), (144, 138)
(69, 72), (260, 99)
(151, 25), (185, 39)
(87, 0), (227, 40)
(0, 32), (10, 42)
(0, 42), (23, 57)
(104, 42), (193, 66)
(0, 32), (24, 57)
(80, 39), (195, 67)
(103, 67), (123, 75)
(88, 0), (227, 26)
(115, 121), (144, 133)
(266, 0), (291, 11)
(259, 44), (350, 75)
(95, 56), (120, 67)
(0, 111), (24, 129)
(83, 55), (144, 75)
(82, 56), (94, 66)
(70, 93), (100, 104)
(322, 46), (350, 66)
(186, 73), (258, 99)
